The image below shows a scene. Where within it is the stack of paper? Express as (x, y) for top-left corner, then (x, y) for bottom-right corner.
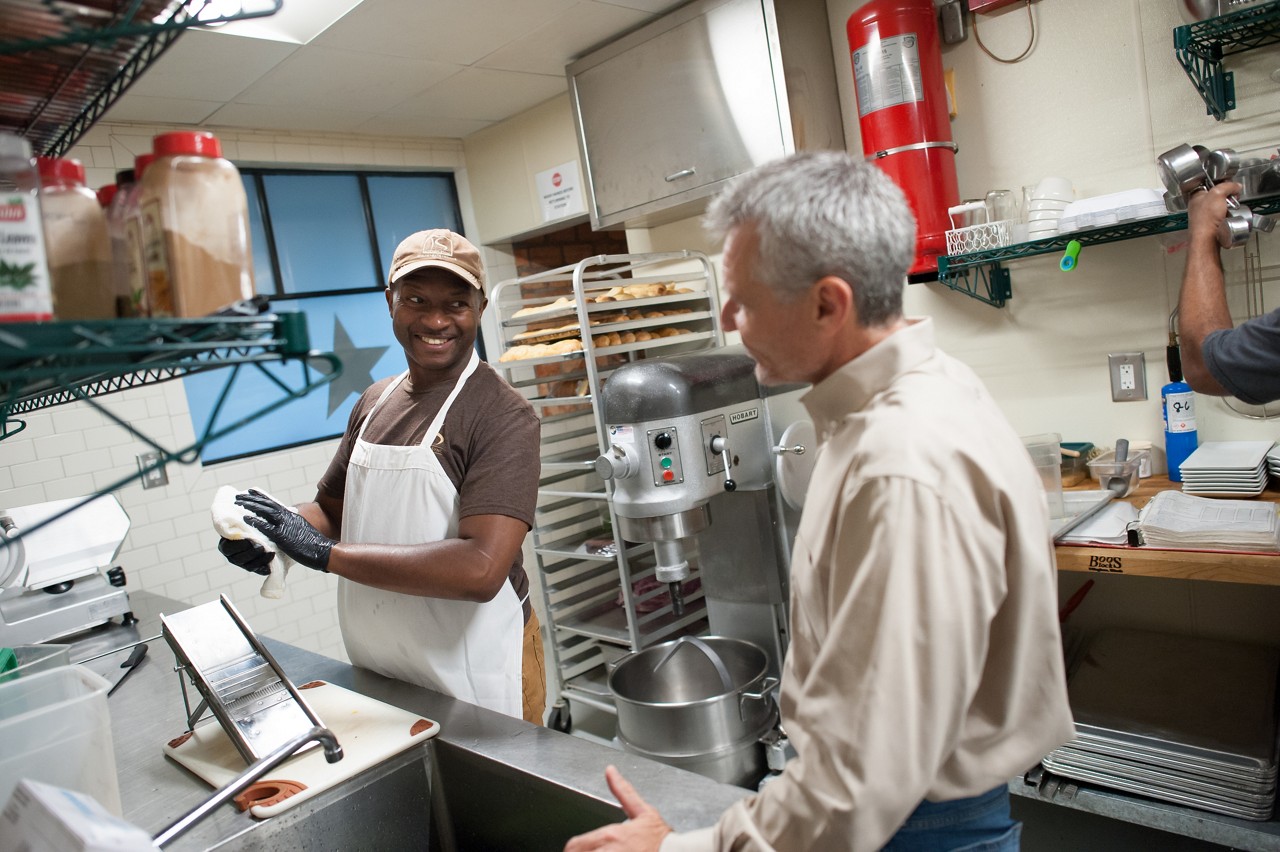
(1058, 500), (1138, 545)
(1137, 490), (1280, 552)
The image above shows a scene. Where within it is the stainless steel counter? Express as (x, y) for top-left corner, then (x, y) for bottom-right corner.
(68, 591), (749, 850)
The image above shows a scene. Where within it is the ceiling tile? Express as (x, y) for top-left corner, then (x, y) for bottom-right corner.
(312, 0), (579, 64)
(593, 0), (686, 12)
(123, 31), (298, 101)
(477, 1), (650, 76)
(205, 102), (377, 134)
(356, 114), (495, 139)
(390, 67), (568, 122)
(100, 96), (225, 125)
(231, 46), (461, 112)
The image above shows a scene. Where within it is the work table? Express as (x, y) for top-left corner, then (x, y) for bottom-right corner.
(68, 591), (749, 850)
(1056, 476), (1280, 586)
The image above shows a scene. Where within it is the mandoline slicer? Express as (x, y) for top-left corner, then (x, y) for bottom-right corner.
(162, 595), (325, 764)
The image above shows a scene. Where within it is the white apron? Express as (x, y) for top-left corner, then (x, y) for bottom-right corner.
(337, 350), (525, 718)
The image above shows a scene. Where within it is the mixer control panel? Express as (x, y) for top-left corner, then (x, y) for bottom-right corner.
(645, 426), (684, 486)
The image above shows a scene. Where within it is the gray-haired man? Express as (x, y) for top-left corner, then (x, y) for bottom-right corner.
(566, 152), (1073, 852)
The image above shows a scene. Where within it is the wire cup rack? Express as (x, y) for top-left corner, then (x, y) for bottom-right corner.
(945, 220), (1015, 256)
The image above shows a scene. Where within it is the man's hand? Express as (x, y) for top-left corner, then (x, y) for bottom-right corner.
(217, 537), (274, 576)
(236, 489), (334, 572)
(564, 766), (672, 852)
(1186, 180), (1241, 247)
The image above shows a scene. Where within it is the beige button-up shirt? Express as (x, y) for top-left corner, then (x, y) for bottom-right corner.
(664, 318), (1074, 851)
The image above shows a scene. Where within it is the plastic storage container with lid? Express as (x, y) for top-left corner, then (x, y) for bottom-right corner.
(1021, 432), (1065, 520)
(36, 156), (114, 320)
(138, 131), (254, 317)
(0, 132), (53, 322)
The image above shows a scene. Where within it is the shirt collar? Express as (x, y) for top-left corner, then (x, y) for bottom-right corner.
(800, 317), (936, 441)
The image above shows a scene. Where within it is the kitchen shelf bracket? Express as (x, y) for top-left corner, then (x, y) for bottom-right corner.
(933, 261), (1012, 309)
(1174, 0), (1280, 121)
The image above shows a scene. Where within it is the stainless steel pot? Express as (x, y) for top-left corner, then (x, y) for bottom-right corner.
(609, 636), (778, 787)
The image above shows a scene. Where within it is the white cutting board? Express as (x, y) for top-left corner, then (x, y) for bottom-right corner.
(163, 680), (440, 818)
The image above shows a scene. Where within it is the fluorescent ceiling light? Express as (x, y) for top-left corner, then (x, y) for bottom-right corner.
(197, 0), (366, 44)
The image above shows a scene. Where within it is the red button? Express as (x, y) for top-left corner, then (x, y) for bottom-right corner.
(662, 470), (675, 482)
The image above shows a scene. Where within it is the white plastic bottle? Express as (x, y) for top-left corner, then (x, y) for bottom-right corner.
(0, 133), (53, 322)
(138, 132), (254, 317)
(37, 155), (114, 320)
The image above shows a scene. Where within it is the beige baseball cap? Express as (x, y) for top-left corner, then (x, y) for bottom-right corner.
(387, 229), (485, 292)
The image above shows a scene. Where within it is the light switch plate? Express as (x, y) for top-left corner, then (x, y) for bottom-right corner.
(1108, 352), (1147, 402)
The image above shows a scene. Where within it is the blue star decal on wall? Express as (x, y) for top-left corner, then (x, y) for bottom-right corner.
(317, 316), (390, 416)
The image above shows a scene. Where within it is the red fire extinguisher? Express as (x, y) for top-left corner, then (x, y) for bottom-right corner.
(847, 0), (959, 279)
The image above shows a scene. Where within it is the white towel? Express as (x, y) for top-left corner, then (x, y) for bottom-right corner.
(211, 485), (293, 599)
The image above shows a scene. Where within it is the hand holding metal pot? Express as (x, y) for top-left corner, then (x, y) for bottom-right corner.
(1185, 180), (1246, 249)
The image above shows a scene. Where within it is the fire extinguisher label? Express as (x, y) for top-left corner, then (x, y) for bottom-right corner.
(852, 33), (923, 117)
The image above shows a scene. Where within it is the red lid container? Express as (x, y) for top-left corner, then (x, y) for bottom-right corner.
(96, 184), (118, 207)
(36, 156), (87, 186)
(152, 131), (222, 159)
(134, 153), (156, 180)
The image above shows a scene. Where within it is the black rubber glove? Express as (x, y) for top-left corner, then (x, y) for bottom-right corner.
(218, 536), (274, 576)
(236, 489), (334, 572)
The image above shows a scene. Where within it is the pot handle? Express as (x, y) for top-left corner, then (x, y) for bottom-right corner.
(652, 636), (734, 694)
(738, 676), (779, 720)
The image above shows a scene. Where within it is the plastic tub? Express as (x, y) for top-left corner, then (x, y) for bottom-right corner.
(1060, 442), (1094, 487)
(0, 644), (71, 684)
(1088, 450), (1145, 498)
(1021, 433), (1064, 519)
(0, 665), (120, 816)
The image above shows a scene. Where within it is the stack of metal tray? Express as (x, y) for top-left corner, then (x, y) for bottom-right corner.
(1042, 627), (1280, 820)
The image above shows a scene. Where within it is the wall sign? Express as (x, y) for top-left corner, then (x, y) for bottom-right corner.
(536, 161), (585, 223)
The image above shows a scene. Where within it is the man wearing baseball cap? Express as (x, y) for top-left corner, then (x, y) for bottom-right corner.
(217, 229), (546, 723)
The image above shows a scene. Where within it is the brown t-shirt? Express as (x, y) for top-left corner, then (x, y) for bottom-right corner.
(318, 360), (540, 619)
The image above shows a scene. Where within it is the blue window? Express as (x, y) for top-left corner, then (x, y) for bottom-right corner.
(185, 168), (464, 464)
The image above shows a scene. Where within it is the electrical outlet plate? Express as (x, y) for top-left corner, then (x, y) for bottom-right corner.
(1108, 353), (1147, 402)
(137, 451), (168, 489)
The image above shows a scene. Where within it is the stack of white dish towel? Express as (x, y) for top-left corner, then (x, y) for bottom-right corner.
(1178, 440), (1275, 497)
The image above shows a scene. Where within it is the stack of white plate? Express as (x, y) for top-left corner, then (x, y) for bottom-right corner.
(1043, 628), (1279, 821)
(1027, 176), (1073, 239)
(1179, 440), (1275, 497)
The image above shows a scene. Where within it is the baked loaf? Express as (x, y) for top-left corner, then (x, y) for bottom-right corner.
(592, 283), (694, 302)
(512, 296), (574, 318)
(498, 337), (584, 362)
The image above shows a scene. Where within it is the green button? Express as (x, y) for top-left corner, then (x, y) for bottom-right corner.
(660, 457), (673, 469)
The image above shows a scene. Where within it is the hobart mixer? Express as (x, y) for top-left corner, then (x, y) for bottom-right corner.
(593, 346), (815, 680)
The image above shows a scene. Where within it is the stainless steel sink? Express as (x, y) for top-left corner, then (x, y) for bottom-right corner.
(205, 739), (624, 851)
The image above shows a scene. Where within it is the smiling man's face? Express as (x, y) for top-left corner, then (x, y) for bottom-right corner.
(386, 268), (485, 387)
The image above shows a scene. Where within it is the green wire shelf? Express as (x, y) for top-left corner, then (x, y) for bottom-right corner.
(1174, 0), (1280, 120)
(935, 193), (1280, 309)
(0, 311), (343, 543)
(1, 0), (282, 156)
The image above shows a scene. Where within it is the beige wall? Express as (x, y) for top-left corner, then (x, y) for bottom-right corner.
(462, 94), (586, 243)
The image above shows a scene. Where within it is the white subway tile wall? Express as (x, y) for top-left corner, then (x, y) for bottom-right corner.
(3, 122), (470, 664)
